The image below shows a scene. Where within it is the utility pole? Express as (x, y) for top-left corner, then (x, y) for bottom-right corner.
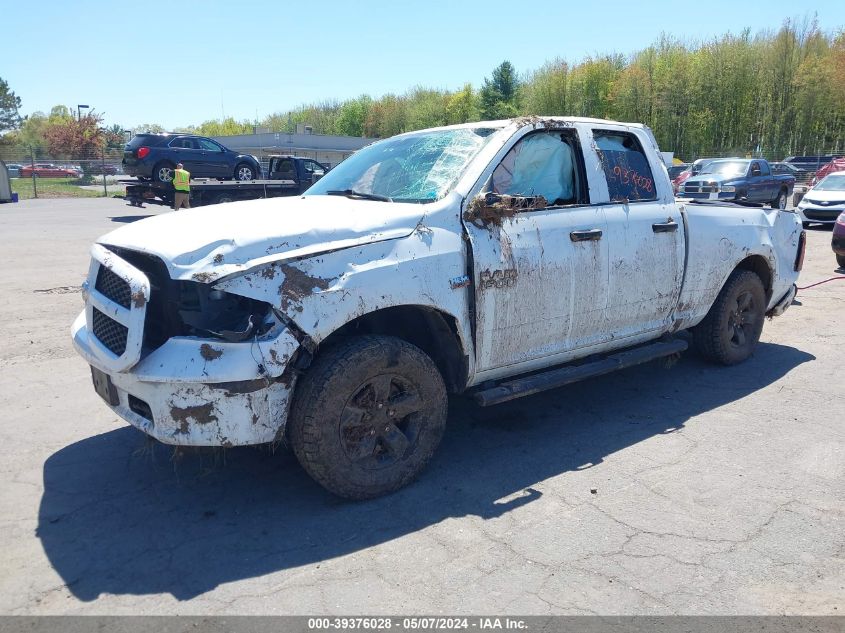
(102, 143), (108, 198)
(29, 146), (37, 198)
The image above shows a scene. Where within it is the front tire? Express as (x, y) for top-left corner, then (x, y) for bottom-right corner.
(693, 269), (766, 365)
(234, 163), (254, 181)
(288, 335), (447, 499)
(773, 188), (788, 210)
(836, 254), (845, 269)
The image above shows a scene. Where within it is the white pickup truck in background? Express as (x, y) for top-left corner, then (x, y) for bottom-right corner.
(72, 117), (805, 499)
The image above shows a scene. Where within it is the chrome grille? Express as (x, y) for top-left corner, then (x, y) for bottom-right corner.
(92, 307), (128, 355)
(95, 265), (131, 308)
(807, 199), (845, 207)
(804, 209), (841, 221)
(684, 182), (717, 194)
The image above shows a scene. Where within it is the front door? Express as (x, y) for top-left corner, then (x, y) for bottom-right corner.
(463, 129), (610, 374)
(197, 138), (229, 178)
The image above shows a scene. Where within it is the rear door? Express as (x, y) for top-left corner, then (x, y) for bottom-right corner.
(590, 127), (685, 340)
(168, 137), (203, 175)
(464, 127), (610, 373)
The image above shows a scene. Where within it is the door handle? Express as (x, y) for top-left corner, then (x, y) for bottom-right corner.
(570, 228), (603, 242)
(652, 220), (679, 233)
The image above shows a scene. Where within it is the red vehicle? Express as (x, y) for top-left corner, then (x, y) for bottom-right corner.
(812, 158), (845, 187)
(19, 163), (81, 178)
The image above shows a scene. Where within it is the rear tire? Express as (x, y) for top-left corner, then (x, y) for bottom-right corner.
(693, 269), (766, 366)
(288, 335), (447, 499)
(152, 162), (175, 183)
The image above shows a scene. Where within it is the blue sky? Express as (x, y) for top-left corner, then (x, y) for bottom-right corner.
(2, 0), (844, 130)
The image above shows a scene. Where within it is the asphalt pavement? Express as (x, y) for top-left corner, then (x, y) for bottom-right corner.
(0, 197), (842, 615)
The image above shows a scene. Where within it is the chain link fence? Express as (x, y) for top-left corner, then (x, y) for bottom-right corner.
(3, 140), (843, 200)
(0, 144), (127, 198)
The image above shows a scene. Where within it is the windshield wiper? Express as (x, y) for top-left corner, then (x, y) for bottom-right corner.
(325, 189), (393, 202)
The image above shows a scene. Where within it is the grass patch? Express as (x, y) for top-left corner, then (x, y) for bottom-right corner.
(10, 177), (105, 200)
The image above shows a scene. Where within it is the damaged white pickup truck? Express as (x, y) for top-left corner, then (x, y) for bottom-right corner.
(72, 117), (804, 498)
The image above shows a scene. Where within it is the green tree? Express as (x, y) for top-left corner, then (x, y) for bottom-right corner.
(195, 117), (253, 137)
(0, 77), (22, 132)
(336, 96), (372, 137)
(479, 61), (520, 119)
(364, 95), (408, 137)
(405, 87), (449, 130)
(521, 60), (568, 115)
(104, 123), (126, 149)
(8, 111), (49, 152)
(136, 123), (165, 133)
(446, 84), (479, 124)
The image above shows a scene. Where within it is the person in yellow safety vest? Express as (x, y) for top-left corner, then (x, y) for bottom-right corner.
(172, 163), (191, 210)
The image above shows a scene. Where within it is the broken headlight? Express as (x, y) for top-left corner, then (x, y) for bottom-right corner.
(176, 283), (275, 342)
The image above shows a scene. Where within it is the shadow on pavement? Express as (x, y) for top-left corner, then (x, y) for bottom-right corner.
(38, 342), (813, 601)
(109, 215), (154, 223)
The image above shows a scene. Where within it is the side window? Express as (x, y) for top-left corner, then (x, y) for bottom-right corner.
(593, 130), (657, 202)
(492, 131), (583, 206)
(276, 159), (294, 172)
(170, 138), (197, 149)
(303, 161), (324, 174)
(198, 139), (222, 152)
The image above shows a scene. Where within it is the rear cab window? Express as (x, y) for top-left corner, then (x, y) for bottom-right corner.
(592, 130), (657, 203)
(125, 134), (168, 150)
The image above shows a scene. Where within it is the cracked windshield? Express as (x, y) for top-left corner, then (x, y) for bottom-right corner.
(306, 127), (497, 202)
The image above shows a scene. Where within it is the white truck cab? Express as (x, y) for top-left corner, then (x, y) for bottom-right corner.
(72, 117), (803, 498)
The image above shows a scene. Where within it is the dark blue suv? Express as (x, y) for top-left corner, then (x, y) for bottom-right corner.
(123, 133), (262, 183)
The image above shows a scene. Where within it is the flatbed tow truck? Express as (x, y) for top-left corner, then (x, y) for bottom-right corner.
(123, 155), (327, 208)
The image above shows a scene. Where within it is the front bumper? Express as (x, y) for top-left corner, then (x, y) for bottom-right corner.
(72, 311), (300, 446)
(766, 284), (797, 318)
(797, 203), (845, 224)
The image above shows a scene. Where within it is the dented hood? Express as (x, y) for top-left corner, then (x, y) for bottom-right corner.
(98, 195), (424, 282)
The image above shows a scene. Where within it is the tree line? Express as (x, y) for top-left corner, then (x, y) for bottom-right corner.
(2, 17), (843, 161)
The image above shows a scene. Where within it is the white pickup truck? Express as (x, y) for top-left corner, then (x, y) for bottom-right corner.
(72, 117), (804, 498)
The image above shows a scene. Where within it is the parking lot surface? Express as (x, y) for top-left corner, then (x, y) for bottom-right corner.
(0, 198), (842, 615)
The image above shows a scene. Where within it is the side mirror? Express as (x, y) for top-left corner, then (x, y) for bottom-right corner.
(463, 191), (547, 228)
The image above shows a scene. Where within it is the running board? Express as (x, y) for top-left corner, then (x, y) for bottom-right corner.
(473, 338), (688, 407)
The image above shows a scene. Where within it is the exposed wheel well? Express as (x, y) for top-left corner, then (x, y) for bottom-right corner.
(317, 306), (469, 393)
(735, 255), (773, 301)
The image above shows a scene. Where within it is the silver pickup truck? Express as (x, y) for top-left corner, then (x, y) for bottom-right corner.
(72, 117), (804, 498)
